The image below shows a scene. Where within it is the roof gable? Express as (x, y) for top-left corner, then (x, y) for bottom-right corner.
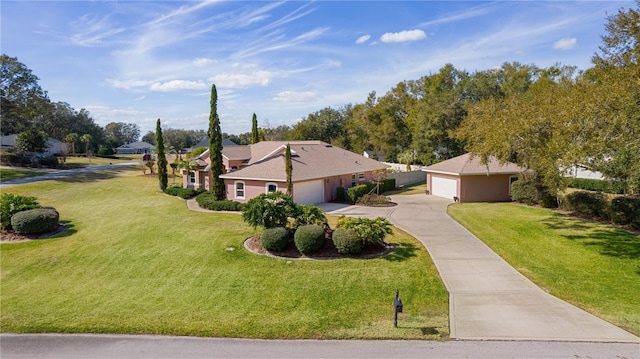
(423, 153), (524, 175)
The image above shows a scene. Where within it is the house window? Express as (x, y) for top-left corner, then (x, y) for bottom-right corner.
(235, 181), (245, 199)
(509, 176), (518, 195)
(351, 174), (356, 187)
(266, 183), (278, 193)
(189, 171), (196, 184)
(358, 172), (365, 181)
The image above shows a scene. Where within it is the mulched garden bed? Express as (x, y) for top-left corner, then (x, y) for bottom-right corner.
(244, 233), (393, 260)
(0, 224), (67, 243)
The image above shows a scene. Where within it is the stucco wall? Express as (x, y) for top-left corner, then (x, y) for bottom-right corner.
(225, 179), (287, 203)
(459, 174), (514, 202)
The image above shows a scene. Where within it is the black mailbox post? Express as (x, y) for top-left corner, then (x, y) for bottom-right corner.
(394, 289), (403, 327)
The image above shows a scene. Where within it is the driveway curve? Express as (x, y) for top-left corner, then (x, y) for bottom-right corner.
(321, 194), (640, 343)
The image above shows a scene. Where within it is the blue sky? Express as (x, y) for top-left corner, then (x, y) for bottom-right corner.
(1, 1), (632, 137)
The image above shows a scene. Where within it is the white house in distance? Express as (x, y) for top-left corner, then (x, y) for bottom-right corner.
(182, 141), (388, 205)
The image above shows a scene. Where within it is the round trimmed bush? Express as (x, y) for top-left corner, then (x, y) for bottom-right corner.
(11, 207), (59, 235)
(294, 225), (325, 254)
(261, 227), (290, 252)
(332, 228), (362, 254)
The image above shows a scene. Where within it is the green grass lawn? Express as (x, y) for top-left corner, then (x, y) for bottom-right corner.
(62, 156), (138, 166)
(448, 203), (640, 336)
(0, 168), (47, 181)
(1, 170), (448, 339)
(385, 183), (426, 196)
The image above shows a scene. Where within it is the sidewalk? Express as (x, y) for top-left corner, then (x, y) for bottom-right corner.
(322, 195), (640, 343)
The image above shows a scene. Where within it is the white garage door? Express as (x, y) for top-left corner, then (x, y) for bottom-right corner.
(431, 176), (458, 200)
(293, 180), (325, 205)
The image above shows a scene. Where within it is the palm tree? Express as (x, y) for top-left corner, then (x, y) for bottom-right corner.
(65, 133), (78, 157)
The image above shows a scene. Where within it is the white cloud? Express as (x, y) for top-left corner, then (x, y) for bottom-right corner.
(193, 58), (214, 67)
(356, 34), (371, 44)
(273, 91), (317, 102)
(108, 80), (153, 89)
(149, 80), (208, 92)
(209, 71), (273, 88)
(554, 37), (577, 50)
(380, 29), (426, 43)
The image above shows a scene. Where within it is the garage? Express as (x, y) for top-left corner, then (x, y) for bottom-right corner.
(430, 175), (458, 200)
(293, 180), (325, 205)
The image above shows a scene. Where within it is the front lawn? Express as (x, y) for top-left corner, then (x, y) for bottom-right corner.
(0, 171), (448, 339)
(0, 168), (47, 181)
(448, 203), (640, 336)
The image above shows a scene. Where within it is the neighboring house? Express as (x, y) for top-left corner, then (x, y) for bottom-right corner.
(183, 141), (389, 205)
(363, 150), (385, 162)
(0, 134), (64, 156)
(116, 141), (156, 154)
(190, 137), (237, 152)
(423, 153), (524, 203)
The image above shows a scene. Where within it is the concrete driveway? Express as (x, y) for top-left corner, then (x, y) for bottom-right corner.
(321, 194), (640, 343)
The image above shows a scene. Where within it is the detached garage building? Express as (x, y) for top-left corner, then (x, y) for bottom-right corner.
(423, 153), (524, 203)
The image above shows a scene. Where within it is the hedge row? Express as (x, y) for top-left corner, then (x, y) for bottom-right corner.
(339, 178), (396, 203)
(563, 191), (640, 229)
(568, 178), (625, 194)
(196, 192), (245, 211)
(164, 185), (204, 199)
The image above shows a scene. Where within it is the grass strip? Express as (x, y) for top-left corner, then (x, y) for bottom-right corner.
(448, 202), (640, 336)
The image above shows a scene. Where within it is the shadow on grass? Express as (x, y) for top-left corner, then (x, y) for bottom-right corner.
(55, 166), (139, 184)
(395, 324), (441, 336)
(384, 242), (418, 262)
(41, 221), (77, 240)
(542, 216), (640, 260)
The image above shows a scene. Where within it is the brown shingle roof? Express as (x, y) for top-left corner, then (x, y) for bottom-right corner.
(220, 141), (388, 181)
(423, 153), (524, 175)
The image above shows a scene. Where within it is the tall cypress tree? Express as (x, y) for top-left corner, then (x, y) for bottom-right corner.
(156, 118), (168, 191)
(285, 143), (293, 196)
(208, 84), (226, 200)
(251, 113), (259, 144)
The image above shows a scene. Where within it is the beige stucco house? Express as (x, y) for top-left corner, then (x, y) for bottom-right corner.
(423, 153), (524, 202)
(182, 141), (388, 205)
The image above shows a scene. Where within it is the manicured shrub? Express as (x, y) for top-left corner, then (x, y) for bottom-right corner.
(510, 179), (539, 205)
(10, 207), (59, 235)
(165, 185), (205, 199)
(196, 192), (244, 211)
(1, 193), (41, 230)
(332, 228), (362, 254)
(296, 205), (327, 226)
(382, 178), (396, 192)
(610, 196), (640, 229)
(568, 178), (624, 194)
(357, 194), (391, 206)
(293, 225), (325, 254)
(347, 184), (375, 203)
(97, 146), (115, 156)
(242, 192), (301, 229)
(37, 156), (59, 167)
(260, 227), (290, 252)
(564, 191), (610, 219)
(337, 216), (392, 245)
(336, 187), (347, 202)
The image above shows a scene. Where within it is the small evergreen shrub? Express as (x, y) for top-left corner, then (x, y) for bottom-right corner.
(11, 207), (59, 235)
(332, 228), (362, 254)
(260, 227), (290, 252)
(1, 193), (41, 230)
(564, 191), (610, 219)
(165, 185), (204, 199)
(37, 156), (59, 167)
(610, 196), (640, 229)
(347, 184), (375, 203)
(510, 179), (539, 205)
(337, 216), (392, 245)
(336, 187), (347, 202)
(293, 224), (325, 254)
(97, 146), (115, 156)
(196, 192), (244, 211)
(296, 205), (327, 226)
(382, 178), (396, 192)
(242, 192), (300, 229)
(357, 194), (391, 206)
